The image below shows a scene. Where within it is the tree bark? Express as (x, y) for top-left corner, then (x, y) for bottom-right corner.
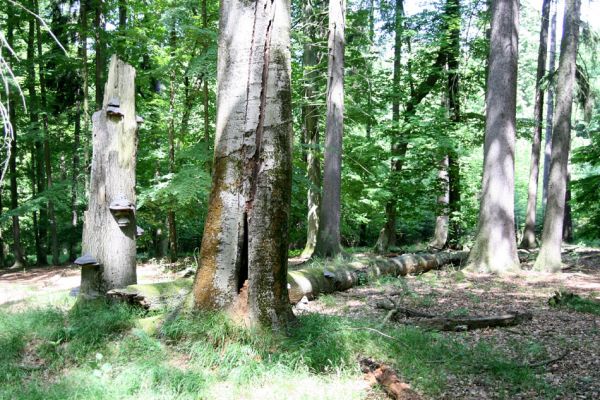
(534, 0), (580, 272)
(467, 0), (520, 273)
(543, 0), (557, 209)
(430, 155), (450, 249)
(375, 0), (403, 253)
(314, 0), (346, 258)
(201, 0), (211, 170)
(80, 56), (138, 296)
(192, 0), (294, 329)
(563, 168), (573, 242)
(301, 0), (322, 259)
(520, 0), (551, 249)
(7, 6), (26, 269)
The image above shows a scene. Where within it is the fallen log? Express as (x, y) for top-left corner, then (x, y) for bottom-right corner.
(288, 251), (468, 303)
(360, 358), (421, 400)
(376, 300), (532, 331)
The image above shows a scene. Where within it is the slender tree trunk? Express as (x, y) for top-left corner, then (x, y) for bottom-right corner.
(201, 0), (211, 169)
(301, 0), (322, 259)
(7, 7), (26, 269)
(543, 0), (557, 209)
(375, 0), (403, 254)
(534, 0), (581, 272)
(26, 5), (47, 266)
(430, 155), (450, 249)
(314, 0), (346, 258)
(366, 0), (375, 140)
(563, 168), (573, 242)
(94, 0), (106, 109)
(467, 0), (520, 273)
(34, 0), (59, 264)
(0, 189), (4, 269)
(80, 56), (138, 296)
(118, 0), (126, 28)
(520, 0), (551, 249)
(192, 0), (294, 329)
(167, 29), (178, 262)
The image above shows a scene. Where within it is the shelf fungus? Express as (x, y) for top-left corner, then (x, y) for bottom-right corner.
(136, 226), (145, 237)
(109, 195), (135, 227)
(74, 253), (100, 267)
(106, 98), (124, 118)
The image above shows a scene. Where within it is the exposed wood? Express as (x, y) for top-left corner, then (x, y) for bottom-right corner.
(360, 358), (422, 400)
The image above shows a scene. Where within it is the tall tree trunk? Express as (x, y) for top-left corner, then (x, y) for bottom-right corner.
(26, 4), (47, 266)
(534, 0), (580, 272)
(543, 0), (557, 209)
(374, 0), (403, 254)
(467, 0), (520, 273)
(94, 0), (106, 109)
(192, 0), (294, 329)
(34, 0), (59, 264)
(520, 0), (551, 249)
(7, 6), (26, 269)
(80, 56), (138, 296)
(0, 189), (4, 269)
(167, 29), (178, 262)
(563, 167), (573, 242)
(118, 0), (126, 28)
(301, 0), (322, 259)
(314, 0), (346, 258)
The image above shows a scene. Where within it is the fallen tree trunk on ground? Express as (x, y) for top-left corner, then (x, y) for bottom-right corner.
(108, 251), (468, 310)
(360, 358), (421, 400)
(287, 251), (468, 303)
(376, 299), (532, 331)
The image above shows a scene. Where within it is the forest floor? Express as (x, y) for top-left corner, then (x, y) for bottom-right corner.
(0, 248), (599, 399)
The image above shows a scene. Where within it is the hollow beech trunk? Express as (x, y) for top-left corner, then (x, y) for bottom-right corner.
(314, 0), (346, 258)
(520, 0), (550, 249)
(467, 0), (520, 273)
(192, 0), (294, 329)
(80, 56), (138, 296)
(534, 0), (580, 272)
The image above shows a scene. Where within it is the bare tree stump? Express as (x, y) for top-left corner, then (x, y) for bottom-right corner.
(79, 55), (138, 297)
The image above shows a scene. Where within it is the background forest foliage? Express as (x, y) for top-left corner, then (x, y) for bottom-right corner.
(0, 0), (598, 267)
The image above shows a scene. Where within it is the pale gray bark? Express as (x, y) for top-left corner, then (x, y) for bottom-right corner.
(543, 0), (557, 209)
(192, 0), (294, 329)
(467, 0), (520, 273)
(520, 0), (551, 249)
(430, 155), (450, 250)
(314, 0), (346, 258)
(534, 0), (580, 272)
(301, 1), (322, 259)
(80, 56), (138, 296)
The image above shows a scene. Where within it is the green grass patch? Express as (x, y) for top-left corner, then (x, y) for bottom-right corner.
(549, 291), (600, 315)
(0, 300), (562, 399)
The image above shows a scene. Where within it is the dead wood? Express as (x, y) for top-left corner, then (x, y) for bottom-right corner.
(360, 358), (422, 400)
(376, 300), (532, 331)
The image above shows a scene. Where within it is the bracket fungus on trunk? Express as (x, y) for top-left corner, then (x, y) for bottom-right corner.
(106, 97), (124, 118)
(109, 195), (135, 227)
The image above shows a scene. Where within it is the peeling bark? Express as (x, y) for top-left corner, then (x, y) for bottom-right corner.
(80, 56), (138, 296)
(193, 0), (294, 330)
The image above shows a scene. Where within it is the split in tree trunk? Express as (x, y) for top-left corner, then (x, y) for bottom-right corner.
(80, 55), (138, 297)
(535, 0), (581, 272)
(192, 0), (294, 330)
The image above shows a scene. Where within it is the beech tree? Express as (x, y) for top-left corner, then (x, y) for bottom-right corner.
(314, 0), (346, 258)
(192, 0), (294, 329)
(535, 0), (581, 272)
(520, 0), (551, 249)
(467, 0), (520, 273)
